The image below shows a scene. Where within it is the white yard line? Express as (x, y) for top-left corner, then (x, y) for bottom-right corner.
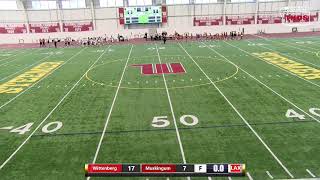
(225, 41), (320, 89)
(178, 43), (294, 178)
(87, 45), (133, 180)
(220, 41), (320, 123)
(0, 47), (87, 110)
(283, 39), (320, 51)
(278, 178), (319, 180)
(155, 44), (188, 179)
(208, 177), (212, 180)
(0, 49), (19, 55)
(252, 34), (316, 54)
(246, 40), (320, 69)
(247, 172), (253, 180)
(306, 169), (316, 178)
(0, 46), (110, 170)
(266, 171), (274, 179)
(0, 48), (41, 66)
(0, 49), (27, 63)
(0, 53), (52, 81)
(0, 126), (13, 130)
(228, 177), (232, 180)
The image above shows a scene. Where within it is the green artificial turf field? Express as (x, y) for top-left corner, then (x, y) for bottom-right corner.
(0, 36), (319, 180)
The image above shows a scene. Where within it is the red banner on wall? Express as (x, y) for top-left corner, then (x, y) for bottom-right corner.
(194, 16), (223, 26)
(29, 23), (60, 33)
(226, 15), (255, 25)
(284, 12), (319, 23)
(63, 22), (93, 32)
(162, 6), (167, 23)
(257, 15), (282, 24)
(119, 8), (125, 25)
(0, 24), (27, 34)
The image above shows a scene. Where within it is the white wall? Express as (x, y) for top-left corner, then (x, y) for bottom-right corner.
(0, 0), (319, 44)
(0, 10), (25, 23)
(258, 1), (287, 12)
(27, 9), (59, 22)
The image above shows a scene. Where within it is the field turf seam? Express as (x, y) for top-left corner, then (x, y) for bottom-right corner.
(0, 46), (108, 170)
(248, 36), (320, 89)
(0, 52), (52, 81)
(222, 41), (320, 123)
(88, 45), (133, 179)
(252, 34), (316, 55)
(180, 42), (295, 178)
(0, 48), (86, 110)
(0, 49), (27, 63)
(155, 44), (188, 166)
(0, 48), (41, 66)
(31, 120), (314, 138)
(246, 40), (320, 69)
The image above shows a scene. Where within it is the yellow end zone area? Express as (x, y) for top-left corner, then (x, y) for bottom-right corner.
(252, 52), (320, 80)
(0, 61), (63, 94)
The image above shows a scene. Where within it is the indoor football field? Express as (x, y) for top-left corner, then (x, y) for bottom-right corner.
(0, 36), (319, 180)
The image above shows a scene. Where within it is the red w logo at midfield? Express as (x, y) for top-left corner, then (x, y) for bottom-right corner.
(132, 63), (186, 75)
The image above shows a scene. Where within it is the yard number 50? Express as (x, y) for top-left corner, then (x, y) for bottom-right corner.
(152, 115), (199, 128)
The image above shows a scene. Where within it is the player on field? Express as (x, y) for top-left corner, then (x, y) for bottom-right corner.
(162, 31), (167, 44)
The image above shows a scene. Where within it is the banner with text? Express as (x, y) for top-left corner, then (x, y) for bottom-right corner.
(0, 24), (27, 34)
(29, 23), (60, 33)
(63, 22), (93, 32)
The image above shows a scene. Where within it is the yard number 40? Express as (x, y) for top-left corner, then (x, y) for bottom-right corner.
(152, 115), (199, 128)
(286, 108), (320, 120)
(9, 121), (63, 135)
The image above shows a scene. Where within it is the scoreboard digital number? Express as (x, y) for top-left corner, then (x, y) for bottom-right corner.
(85, 163), (246, 177)
(124, 6), (162, 24)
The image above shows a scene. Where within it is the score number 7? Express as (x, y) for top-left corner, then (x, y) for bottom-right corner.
(183, 165), (187, 171)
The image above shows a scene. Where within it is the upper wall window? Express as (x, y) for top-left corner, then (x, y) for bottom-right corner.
(32, 0), (57, 10)
(166, 0), (190, 5)
(194, 0), (218, 4)
(61, 0), (86, 9)
(128, 0), (152, 6)
(230, 0), (255, 2)
(259, 0), (281, 1)
(100, 0), (124, 7)
(0, 1), (18, 10)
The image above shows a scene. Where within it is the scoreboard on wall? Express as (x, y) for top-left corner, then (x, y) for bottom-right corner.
(85, 163), (246, 177)
(124, 6), (162, 24)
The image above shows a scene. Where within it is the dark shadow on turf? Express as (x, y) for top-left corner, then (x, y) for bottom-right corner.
(32, 120), (314, 138)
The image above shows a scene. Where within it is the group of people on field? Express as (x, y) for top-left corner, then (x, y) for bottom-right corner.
(38, 30), (244, 48)
(174, 31), (244, 41)
(39, 38), (60, 48)
(38, 34), (130, 48)
(144, 31), (168, 44)
(39, 39), (56, 48)
(143, 31), (244, 44)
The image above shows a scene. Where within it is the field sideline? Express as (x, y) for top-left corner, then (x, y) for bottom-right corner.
(0, 36), (319, 180)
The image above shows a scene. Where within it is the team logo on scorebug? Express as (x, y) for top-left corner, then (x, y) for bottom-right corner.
(229, 164), (241, 173)
(132, 63), (186, 75)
